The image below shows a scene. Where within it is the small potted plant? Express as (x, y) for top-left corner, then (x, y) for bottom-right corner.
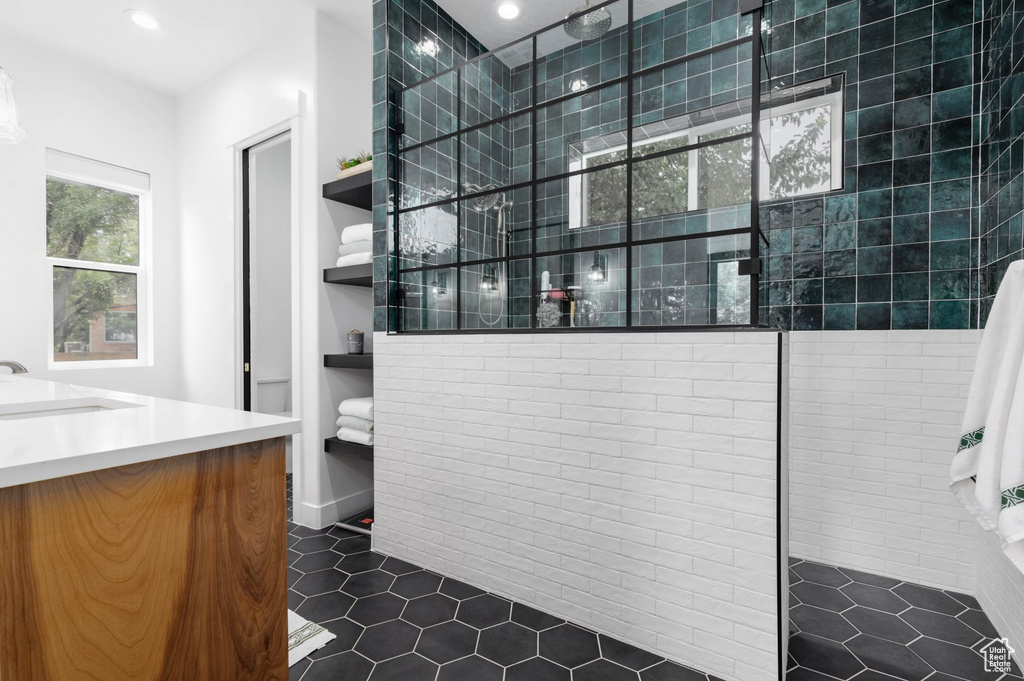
(336, 151), (373, 180)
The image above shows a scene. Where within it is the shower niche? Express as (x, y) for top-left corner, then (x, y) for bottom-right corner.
(392, 0), (774, 332)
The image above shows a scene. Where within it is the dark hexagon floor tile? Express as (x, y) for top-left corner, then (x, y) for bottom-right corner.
(456, 594), (513, 629)
(439, 577), (486, 600)
(478, 622), (537, 666)
(293, 550), (342, 574)
(391, 571), (443, 599)
(347, 592), (406, 626)
(293, 568), (347, 597)
(292, 535), (338, 554)
(945, 591), (982, 611)
(333, 535), (372, 555)
(841, 583), (911, 614)
(844, 606), (919, 644)
(539, 623), (600, 669)
(785, 667), (839, 681)
(287, 589), (304, 612)
(302, 651), (373, 681)
(437, 655), (504, 681)
(851, 671), (915, 681)
(337, 551), (387, 574)
(957, 609), (1000, 639)
(289, 656), (310, 681)
(294, 590), (355, 623)
(791, 604), (859, 643)
(512, 603), (565, 631)
(792, 561), (854, 588)
(328, 525), (361, 538)
(910, 637), (1001, 681)
(288, 568), (301, 588)
(402, 593), (459, 628)
(847, 634), (934, 681)
(506, 657), (572, 681)
(416, 620), (480, 664)
(598, 634), (663, 671)
(342, 570), (396, 598)
(289, 524), (324, 539)
(792, 581), (856, 612)
(308, 617), (363, 659)
(639, 660), (707, 681)
(893, 584), (966, 616)
(368, 653), (439, 681)
(900, 608), (984, 647)
(788, 632), (865, 679)
(838, 567), (902, 589)
(287, 549), (301, 566)
(380, 556), (421, 575)
(576, 659), (642, 681)
(355, 619), (421, 662)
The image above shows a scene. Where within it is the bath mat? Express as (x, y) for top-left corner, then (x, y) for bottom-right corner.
(288, 610), (335, 666)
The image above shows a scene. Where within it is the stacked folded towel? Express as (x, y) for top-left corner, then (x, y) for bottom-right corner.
(337, 397), (374, 446)
(337, 223), (372, 267)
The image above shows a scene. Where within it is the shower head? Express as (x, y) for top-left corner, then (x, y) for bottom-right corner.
(564, 0), (612, 41)
(464, 183), (502, 211)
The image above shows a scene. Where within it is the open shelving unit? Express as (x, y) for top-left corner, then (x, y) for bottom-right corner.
(323, 171), (375, 535)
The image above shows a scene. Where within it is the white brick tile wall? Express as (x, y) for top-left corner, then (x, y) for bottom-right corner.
(373, 331), (787, 681)
(789, 330), (981, 592)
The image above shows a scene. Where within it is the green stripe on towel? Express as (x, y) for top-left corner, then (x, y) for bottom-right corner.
(289, 621), (328, 650)
(958, 427), (985, 452)
(1003, 485), (1024, 510)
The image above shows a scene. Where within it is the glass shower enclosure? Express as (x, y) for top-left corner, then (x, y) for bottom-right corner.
(391, 0), (770, 332)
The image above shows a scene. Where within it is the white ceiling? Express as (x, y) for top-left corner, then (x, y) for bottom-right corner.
(0, 0), (374, 96)
(434, 0), (682, 54)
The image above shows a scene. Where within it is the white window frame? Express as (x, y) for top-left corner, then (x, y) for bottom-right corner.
(46, 150), (152, 370)
(568, 89), (843, 229)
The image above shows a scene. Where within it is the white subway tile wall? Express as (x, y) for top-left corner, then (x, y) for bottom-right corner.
(976, 522), (1024, 657)
(372, 331), (788, 681)
(789, 330), (981, 592)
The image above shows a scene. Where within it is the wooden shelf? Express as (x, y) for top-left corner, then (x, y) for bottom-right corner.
(324, 263), (373, 287)
(324, 437), (374, 462)
(323, 172), (372, 211)
(324, 354), (373, 370)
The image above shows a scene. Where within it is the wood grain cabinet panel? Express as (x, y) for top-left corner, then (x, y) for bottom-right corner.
(0, 438), (288, 681)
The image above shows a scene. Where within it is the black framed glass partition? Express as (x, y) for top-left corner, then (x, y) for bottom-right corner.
(391, 0), (770, 332)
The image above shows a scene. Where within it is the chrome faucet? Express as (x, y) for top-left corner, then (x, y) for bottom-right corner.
(0, 361), (27, 374)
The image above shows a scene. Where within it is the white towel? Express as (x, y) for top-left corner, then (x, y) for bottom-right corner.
(338, 242), (372, 257)
(337, 428), (373, 446)
(336, 415), (374, 432)
(338, 396), (373, 420)
(341, 223), (373, 245)
(952, 260), (1024, 572)
(288, 610), (335, 667)
(336, 252), (373, 268)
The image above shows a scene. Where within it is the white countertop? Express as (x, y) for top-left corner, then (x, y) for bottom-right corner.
(0, 376), (300, 489)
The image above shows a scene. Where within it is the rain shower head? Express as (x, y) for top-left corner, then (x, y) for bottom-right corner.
(564, 0), (612, 41)
(464, 183), (502, 211)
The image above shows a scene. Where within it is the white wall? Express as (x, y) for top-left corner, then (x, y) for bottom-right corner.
(976, 526), (1024, 659)
(0, 31), (181, 398)
(311, 13), (375, 527)
(789, 330), (980, 592)
(373, 331), (788, 681)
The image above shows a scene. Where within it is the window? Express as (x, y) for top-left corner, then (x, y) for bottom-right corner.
(570, 78), (844, 229)
(46, 150), (150, 366)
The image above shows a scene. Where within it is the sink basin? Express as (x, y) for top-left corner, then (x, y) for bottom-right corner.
(0, 397), (142, 421)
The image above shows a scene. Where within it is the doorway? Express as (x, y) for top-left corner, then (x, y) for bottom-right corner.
(242, 132), (293, 467)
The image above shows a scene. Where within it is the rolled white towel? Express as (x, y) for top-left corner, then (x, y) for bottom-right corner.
(337, 252), (373, 268)
(341, 223), (373, 245)
(338, 396), (373, 420)
(337, 428), (373, 446)
(338, 242), (372, 257)
(336, 415), (374, 433)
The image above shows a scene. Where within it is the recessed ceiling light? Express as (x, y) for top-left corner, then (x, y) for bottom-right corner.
(124, 9), (162, 30)
(497, 1), (522, 20)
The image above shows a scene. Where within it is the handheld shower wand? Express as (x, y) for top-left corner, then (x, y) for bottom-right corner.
(465, 183), (511, 327)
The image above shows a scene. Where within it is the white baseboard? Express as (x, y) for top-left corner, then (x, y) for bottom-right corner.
(299, 487), (373, 530)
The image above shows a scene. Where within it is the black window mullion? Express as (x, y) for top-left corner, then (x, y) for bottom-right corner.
(749, 10), (763, 326)
(530, 35), (539, 331)
(456, 72), (463, 331)
(625, 0), (635, 328)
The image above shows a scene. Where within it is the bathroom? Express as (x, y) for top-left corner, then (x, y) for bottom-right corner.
(0, 0), (1023, 679)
